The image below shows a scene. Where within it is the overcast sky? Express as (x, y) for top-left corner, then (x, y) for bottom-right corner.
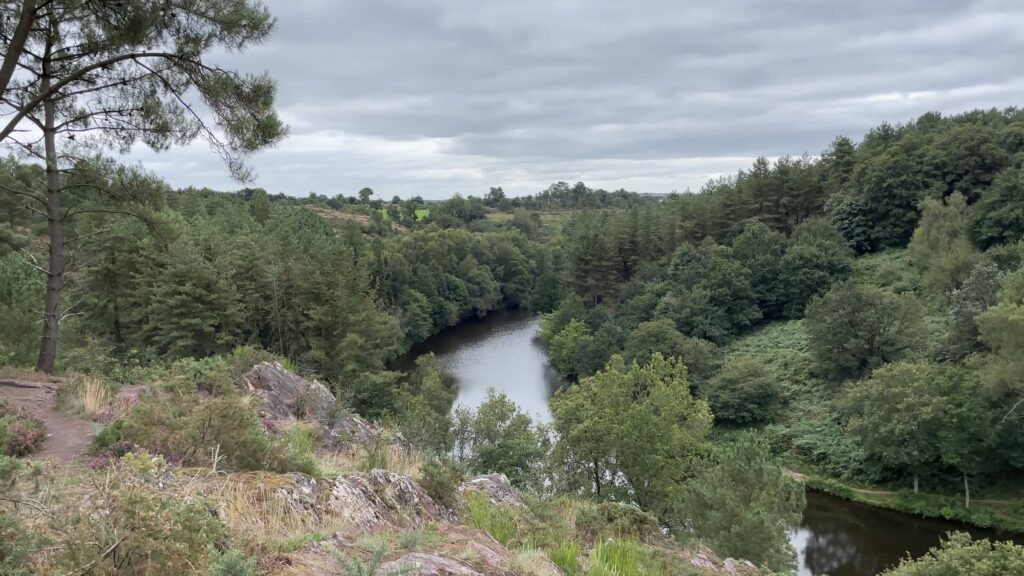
(129, 0), (1024, 199)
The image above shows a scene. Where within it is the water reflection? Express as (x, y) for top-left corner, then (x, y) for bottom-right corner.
(395, 309), (564, 422)
(794, 491), (1019, 576)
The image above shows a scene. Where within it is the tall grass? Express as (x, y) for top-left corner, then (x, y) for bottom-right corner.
(465, 491), (518, 547)
(56, 374), (112, 418)
(198, 474), (351, 551)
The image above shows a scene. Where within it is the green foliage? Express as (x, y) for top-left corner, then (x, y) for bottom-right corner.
(880, 533), (1024, 576)
(972, 166), (1024, 249)
(0, 510), (37, 576)
(551, 354), (712, 515)
(948, 262), (1003, 358)
(109, 394), (316, 473)
(418, 458), (465, 510)
(210, 550), (257, 576)
(657, 241), (761, 342)
(842, 362), (946, 488)
(622, 319), (718, 381)
(54, 478), (224, 575)
(465, 491), (519, 547)
(674, 434), (805, 573)
(547, 319), (596, 378)
(452, 389), (548, 488)
(572, 502), (661, 543)
(0, 253), (39, 367)
(548, 541), (580, 574)
(587, 540), (676, 576)
(704, 354), (782, 426)
(805, 281), (927, 380)
(974, 260), (1024, 395)
(908, 193), (980, 294)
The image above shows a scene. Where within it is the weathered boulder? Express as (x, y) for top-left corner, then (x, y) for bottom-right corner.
(239, 362), (381, 445)
(458, 474), (524, 508)
(240, 362), (337, 421)
(377, 553), (483, 576)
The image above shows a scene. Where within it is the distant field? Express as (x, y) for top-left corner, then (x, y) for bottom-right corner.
(379, 207), (430, 221)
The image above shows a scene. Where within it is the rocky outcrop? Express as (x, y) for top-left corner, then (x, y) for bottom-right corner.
(240, 362), (337, 421)
(378, 553), (484, 575)
(239, 362), (381, 445)
(275, 469), (454, 531)
(457, 473), (524, 508)
(677, 545), (761, 575)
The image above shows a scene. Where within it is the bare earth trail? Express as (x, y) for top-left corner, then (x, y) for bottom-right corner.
(1, 377), (93, 462)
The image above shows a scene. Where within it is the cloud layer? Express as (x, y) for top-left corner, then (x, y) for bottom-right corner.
(129, 0), (1024, 198)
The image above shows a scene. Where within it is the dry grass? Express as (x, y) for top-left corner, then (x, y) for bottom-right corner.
(509, 549), (563, 576)
(316, 436), (423, 479)
(56, 373), (113, 418)
(189, 472), (352, 552)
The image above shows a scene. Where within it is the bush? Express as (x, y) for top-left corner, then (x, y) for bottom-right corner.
(419, 458), (465, 510)
(0, 402), (46, 457)
(704, 354), (782, 426)
(53, 476), (224, 575)
(880, 532), (1024, 575)
(0, 511), (38, 576)
(573, 502), (661, 543)
(209, 550), (257, 576)
(108, 394), (315, 473)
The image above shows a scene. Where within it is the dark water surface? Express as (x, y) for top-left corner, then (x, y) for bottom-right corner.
(793, 491), (1016, 575)
(402, 310), (1018, 575)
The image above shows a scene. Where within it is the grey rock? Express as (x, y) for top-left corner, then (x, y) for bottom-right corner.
(458, 474), (524, 508)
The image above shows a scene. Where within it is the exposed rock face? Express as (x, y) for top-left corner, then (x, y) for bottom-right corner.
(378, 553), (483, 575)
(240, 362), (337, 421)
(683, 546), (761, 575)
(239, 362), (381, 445)
(457, 474), (523, 508)
(275, 469), (453, 531)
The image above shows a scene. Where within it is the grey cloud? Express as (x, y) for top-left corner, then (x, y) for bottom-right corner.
(130, 0), (1024, 198)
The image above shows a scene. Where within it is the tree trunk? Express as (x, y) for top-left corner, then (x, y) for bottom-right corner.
(963, 472), (970, 509)
(35, 42), (62, 374)
(0, 0), (36, 97)
(913, 474), (919, 495)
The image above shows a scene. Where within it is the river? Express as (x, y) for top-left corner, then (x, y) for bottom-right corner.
(400, 309), (1014, 576)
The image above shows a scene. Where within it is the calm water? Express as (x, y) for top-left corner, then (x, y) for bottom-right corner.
(397, 308), (563, 422)
(402, 310), (1017, 576)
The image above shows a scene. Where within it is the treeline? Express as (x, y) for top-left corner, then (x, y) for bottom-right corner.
(0, 175), (562, 392)
(539, 108), (1024, 518)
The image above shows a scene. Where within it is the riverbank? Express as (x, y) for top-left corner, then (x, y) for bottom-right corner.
(789, 468), (1024, 535)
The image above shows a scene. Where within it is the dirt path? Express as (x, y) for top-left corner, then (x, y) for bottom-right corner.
(1, 378), (94, 462)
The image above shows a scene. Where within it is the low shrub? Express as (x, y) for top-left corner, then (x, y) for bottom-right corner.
(209, 549), (258, 576)
(0, 402), (46, 457)
(52, 474), (224, 575)
(573, 502), (660, 543)
(419, 458), (465, 509)
(100, 394), (315, 473)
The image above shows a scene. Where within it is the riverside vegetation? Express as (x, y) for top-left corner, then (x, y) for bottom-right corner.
(2, 1), (1024, 573)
